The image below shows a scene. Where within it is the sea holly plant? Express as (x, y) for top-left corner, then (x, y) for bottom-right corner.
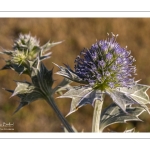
(55, 33), (150, 132)
(0, 33), (150, 132)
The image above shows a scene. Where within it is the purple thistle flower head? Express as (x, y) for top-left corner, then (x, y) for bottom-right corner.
(74, 33), (136, 91)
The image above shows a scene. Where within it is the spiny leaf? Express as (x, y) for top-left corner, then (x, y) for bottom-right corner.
(16, 89), (44, 113)
(4, 82), (45, 113)
(77, 90), (103, 109)
(41, 40), (63, 53)
(107, 89), (138, 113)
(116, 84), (150, 114)
(10, 81), (33, 97)
(53, 78), (72, 94)
(58, 86), (92, 115)
(58, 86), (103, 116)
(54, 63), (88, 84)
(118, 84), (150, 105)
(31, 63), (54, 95)
(99, 103), (145, 132)
(0, 60), (32, 75)
(40, 52), (52, 61)
(58, 86), (91, 98)
(39, 63), (53, 92)
(0, 62), (24, 74)
(13, 102), (29, 114)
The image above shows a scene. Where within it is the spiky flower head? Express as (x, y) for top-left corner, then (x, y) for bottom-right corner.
(13, 34), (40, 61)
(74, 33), (136, 91)
(0, 33), (63, 75)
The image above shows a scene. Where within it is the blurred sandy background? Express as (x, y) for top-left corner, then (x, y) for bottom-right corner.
(0, 18), (150, 132)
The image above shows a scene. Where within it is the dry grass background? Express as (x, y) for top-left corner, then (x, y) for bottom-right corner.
(0, 18), (150, 132)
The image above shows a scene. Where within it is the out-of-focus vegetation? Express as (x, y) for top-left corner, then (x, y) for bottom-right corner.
(0, 18), (150, 132)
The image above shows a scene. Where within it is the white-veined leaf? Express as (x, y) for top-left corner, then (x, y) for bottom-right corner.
(99, 103), (145, 132)
(116, 84), (150, 113)
(107, 89), (138, 113)
(58, 86), (103, 116)
(118, 84), (150, 105)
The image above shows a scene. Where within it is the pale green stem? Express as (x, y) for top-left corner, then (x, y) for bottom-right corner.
(92, 95), (104, 132)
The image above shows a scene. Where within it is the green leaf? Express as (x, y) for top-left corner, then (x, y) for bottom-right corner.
(58, 86), (92, 115)
(4, 81), (45, 113)
(58, 86), (103, 116)
(3, 62), (56, 114)
(54, 63), (88, 84)
(31, 62), (54, 95)
(99, 103), (145, 132)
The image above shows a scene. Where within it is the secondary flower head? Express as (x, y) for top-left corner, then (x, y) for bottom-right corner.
(74, 33), (136, 91)
(0, 33), (63, 75)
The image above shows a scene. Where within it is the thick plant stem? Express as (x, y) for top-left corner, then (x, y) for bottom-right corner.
(47, 96), (74, 132)
(92, 96), (104, 132)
